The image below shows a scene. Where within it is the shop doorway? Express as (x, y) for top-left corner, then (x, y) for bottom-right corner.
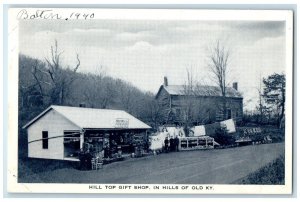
(63, 131), (80, 159)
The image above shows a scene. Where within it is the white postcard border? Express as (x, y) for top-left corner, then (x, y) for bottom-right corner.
(7, 8), (294, 194)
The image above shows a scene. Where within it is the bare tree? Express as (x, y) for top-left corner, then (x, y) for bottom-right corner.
(148, 98), (163, 129)
(82, 73), (104, 108)
(118, 81), (136, 113)
(19, 55), (47, 107)
(180, 68), (196, 129)
(179, 68), (218, 127)
(81, 67), (117, 109)
(255, 75), (271, 124)
(155, 83), (173, 124)
(208, 40), (230, 121)
(44, 40), (80, 105)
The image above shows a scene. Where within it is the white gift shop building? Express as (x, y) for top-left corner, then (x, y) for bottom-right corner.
(23, 105), (151, 161)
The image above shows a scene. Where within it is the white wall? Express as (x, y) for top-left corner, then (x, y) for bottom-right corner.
(27, 109), (80, 160)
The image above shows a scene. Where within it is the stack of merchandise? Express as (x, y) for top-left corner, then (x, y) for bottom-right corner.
(190, 125), (206, 136)
(166, 127), (186, 138)
(149, 131), (169, 152)
(220, 119), (236, 133)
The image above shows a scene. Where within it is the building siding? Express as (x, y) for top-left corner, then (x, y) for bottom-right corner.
(156, 87), (172, 121)
(27, 109), (80, 160)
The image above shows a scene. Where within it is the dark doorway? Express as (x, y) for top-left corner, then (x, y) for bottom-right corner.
(63, 131), (80, 158)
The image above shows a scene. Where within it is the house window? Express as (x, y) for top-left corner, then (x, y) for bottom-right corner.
(227, 109), (232, 119)
(176, 108), (181, 115)
(42, 131), (48, 149)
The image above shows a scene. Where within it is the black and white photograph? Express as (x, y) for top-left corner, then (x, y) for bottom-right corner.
(7, 8), (293, 194)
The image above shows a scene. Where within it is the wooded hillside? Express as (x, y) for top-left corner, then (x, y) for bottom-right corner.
(18, 54), (163, 156)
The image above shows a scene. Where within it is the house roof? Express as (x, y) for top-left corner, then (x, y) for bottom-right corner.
(157, 85), (243, 98)
(23, 105), (151, 130)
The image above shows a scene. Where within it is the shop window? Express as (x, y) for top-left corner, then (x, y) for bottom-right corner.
(42, 131), (48, 149)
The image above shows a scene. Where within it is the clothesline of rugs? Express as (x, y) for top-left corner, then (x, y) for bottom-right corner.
(192, 118), (236, 136)
(158, 118), (236, 137)
(149, 119), (236, 151)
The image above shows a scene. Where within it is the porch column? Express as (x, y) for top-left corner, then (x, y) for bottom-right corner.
(80, 129), (84, 149)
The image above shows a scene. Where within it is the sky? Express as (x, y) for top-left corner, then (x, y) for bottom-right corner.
(19, 20), (286, 111)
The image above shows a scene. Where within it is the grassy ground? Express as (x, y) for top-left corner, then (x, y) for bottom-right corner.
(233, 155), (285, 185)
(18, 157), (79, 183)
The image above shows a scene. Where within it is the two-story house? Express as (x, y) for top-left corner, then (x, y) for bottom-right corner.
(155, 77), (243, 125)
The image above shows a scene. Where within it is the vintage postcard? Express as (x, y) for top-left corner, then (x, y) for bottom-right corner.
(7, 8), (293, 194)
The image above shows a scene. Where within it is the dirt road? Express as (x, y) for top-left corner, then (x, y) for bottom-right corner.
(29, 143), (284, 184)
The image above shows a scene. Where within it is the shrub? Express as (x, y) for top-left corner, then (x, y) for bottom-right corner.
(211, 126), (236, 146)
(236, 155), (285, 184)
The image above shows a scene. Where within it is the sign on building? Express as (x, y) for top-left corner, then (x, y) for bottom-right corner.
(115, 118), (129, 128)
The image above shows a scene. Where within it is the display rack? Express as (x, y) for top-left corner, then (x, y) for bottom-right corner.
(179, 136), (215, 151)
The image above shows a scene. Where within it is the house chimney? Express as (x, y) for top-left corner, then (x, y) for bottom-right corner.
(79, 103), (86, 108)
(233, 82), (238, 91)
(164, 76), (168, 86)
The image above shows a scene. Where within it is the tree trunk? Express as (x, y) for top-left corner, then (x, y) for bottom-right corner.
(280, 84), (285, 128)
(222, 96), (227, 121)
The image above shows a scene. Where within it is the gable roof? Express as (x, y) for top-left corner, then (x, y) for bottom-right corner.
(156, 85), (243, 98)
(23, 105), (151, 130)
